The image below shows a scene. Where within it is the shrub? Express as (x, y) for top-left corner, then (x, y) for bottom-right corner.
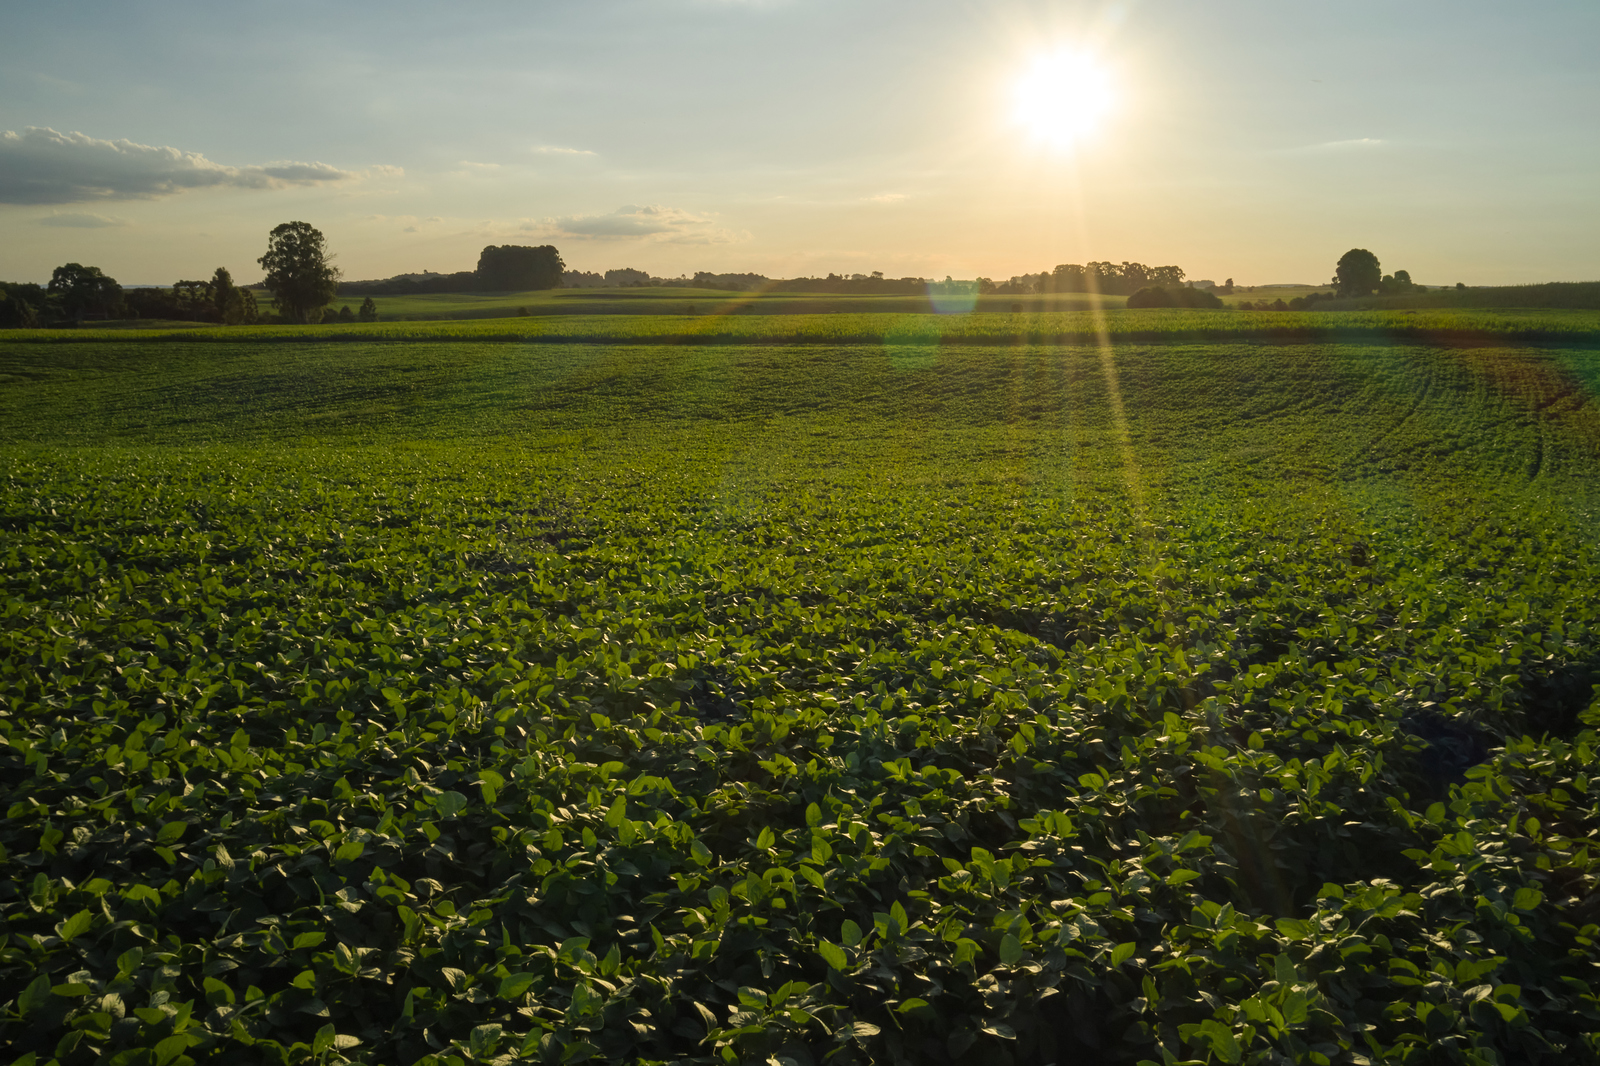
(1127, 285), (1223, 310)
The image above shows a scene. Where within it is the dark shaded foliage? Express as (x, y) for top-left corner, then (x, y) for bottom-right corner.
(1126, 285), (1224, 310)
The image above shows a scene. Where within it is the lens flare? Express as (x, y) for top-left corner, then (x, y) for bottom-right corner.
(1011, 49), (1115, 151)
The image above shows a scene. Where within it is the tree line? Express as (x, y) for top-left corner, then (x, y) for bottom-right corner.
(338, 244), (565, 297)
(4, 230), (1485, 329)
(0, 264), (263, 329)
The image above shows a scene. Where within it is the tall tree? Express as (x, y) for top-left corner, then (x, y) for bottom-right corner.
(48, 263), (122, 325)
(1334, 248), (1382, 297)
(476, 245), (565, 291)
(208, 268), (259, 325)
(258, 222), (340, 323)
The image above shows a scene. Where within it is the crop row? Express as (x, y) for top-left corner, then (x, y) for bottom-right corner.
(4, 343), (1600, 498)
(2, 440), (1598, 1065)
(7, 309), (1600, 347)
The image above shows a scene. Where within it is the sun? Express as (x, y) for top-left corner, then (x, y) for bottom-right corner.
(1010, 49), (1115, 152)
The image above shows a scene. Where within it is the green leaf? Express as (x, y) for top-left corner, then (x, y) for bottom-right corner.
(817, 940), (848, 971)
(1109, 942), (1136, 967)
(292, 931), (325, 950)
(18, 974), (51, 1015)
(840, 919), (863, 947)
(435, 791), (468, 818)
(54, 909), (93, 942)
(154, 1035), (191, 1066)
(157, 821), (187, 844)
(998, 933), (1024, 965)
(1275, 918), (1313, 940)
(470, 1023), (503, 1058)
(500, 972), (536, 999)
(1165, 869), (1201, 886)
(1201, 1019), (1242, 1064)
(1511, 886), (1543, 911)
(312, 1023), (336, 1055)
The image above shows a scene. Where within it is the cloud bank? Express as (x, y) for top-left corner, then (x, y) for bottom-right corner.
(528, 204), (742, 244)
(0, 127), (395, 204)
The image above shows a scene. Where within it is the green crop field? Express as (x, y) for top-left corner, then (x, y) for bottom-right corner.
(12, 308), (1600, 349)
(269, 288), (1125, 324)
(2, 312), (1599, 1066)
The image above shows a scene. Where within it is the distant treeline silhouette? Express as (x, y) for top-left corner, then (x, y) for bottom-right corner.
(339, 245), (564, 296)
(336, 253), (1196, 298)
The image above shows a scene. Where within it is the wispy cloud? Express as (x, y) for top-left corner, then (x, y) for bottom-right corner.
(0, 127), (398, 204)
(1286, 137), (1386, 153)
(38, 211), (128, 228)
(524, 204), (745, 244)
(866, 192), (907, 204)
(458, 161), (500, 170)
(533, 145), (596, 156)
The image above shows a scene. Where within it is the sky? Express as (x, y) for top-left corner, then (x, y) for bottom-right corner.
(2, 0), (1597, 287)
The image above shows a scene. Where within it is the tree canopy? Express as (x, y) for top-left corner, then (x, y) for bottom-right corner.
(1335, 248), (1382, 297)
(1038, 262), (1185, 296)
(258, 222), (340, 324)
(48, 263), (122, 324)
(476, 245), (565, 291)
(1126, 285), (1223, 309)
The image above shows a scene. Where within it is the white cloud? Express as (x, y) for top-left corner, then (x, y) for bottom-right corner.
(0, 127), (397, 204)
(533, 145), (596, 156)
(1286, 137), (1386, 153)
(866, 192), (907, 204)
(525, 204), (745, 244)
(459, 161), (501, 170)
(38, 211), (128, 228)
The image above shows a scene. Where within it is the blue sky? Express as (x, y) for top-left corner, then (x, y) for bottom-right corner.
(2, 0), (1596, 286)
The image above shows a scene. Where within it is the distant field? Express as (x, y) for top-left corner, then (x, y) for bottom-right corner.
(2, 317), (1598, 1065)
(1227, 280), (1600, 313)
(302, 287), (1128, 322)
(13, 307), (1600, 347)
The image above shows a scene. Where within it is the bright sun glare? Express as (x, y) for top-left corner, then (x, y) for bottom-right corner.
(1011, 49), (1115, 152)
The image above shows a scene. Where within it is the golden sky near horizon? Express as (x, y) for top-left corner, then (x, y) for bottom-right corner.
(2, 0), (1597, 287)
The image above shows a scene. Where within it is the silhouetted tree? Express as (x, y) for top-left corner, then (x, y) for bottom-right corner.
(0, 290), (42, 328)
(358, 297), (378, 322)
(1127, 285), (1222, 309)
(337, 305), (355, 323)
(206, 266), (257, 324)
(259, 222), (340, 324)
(1334, 248), (1382, 297)
(48, 263), (122, 324)
(476, 245), (565, 291)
